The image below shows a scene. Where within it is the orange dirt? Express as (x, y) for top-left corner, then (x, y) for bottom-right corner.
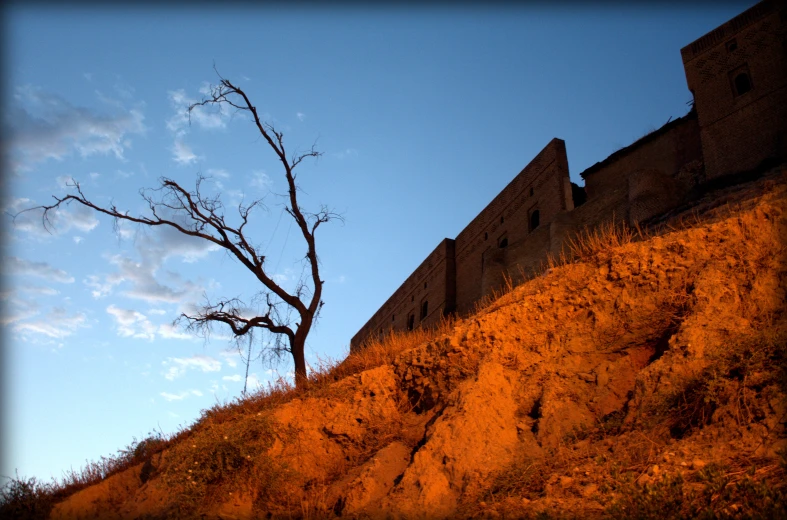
(49, 168), (787, 519)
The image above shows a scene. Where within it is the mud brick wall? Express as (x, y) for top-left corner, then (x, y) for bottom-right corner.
(350, 239), (455, 351)
(351, 0), (787, 350)
(682, 0), (787, 179)
(453, 138), (573, 315)
(580, 115), (702, 201)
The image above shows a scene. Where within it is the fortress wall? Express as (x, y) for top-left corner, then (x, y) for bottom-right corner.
(350, 239), (454, 351)
(351, 0), (786, 350)
(580, 114), (702, 202)
(454, 138), (572, 315)
(682, 0), (787, 179)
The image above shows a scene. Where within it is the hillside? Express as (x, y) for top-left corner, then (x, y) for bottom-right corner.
(5, 167), (787, 519)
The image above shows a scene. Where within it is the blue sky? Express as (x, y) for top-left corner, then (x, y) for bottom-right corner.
(2, 2), (754, 484)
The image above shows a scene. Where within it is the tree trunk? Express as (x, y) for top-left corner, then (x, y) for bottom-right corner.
(291, 333), (308, 389)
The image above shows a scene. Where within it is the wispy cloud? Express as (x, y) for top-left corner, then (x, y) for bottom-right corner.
(5, 197), (99, 238)
(13, 307), (88, 339)
(296, 112), (305, 122)
(333, 148), (358, 160)
(162, 354), (221, 381)
(160, 389), (204, 402)
(5, 84), (146, 173)
(3, 256), (75, 283)
(84, 225), (218, 304)
(218, 350), (239, 368)
(166, 87), (229, 166)
(222, 374), (242, 382)
(250, 170), (271, 189)
(106, 305), (156, 340)
(171, 139), (200, 165)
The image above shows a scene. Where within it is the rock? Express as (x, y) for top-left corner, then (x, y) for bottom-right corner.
(559, 476), (574, 488)
(691, 459), (706, 470)
(581, 484), (599, 498)
(577, 372), (596, 383)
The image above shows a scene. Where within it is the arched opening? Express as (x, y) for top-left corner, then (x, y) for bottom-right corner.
(407, 314), (415, 331)
(734, 72), (752, 95)
(420, 300), (429, 320)
(530, 209), (540, 231)
(498, 236), (508, 248)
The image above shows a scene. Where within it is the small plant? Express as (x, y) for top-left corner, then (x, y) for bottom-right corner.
(0, 473), (56, 520)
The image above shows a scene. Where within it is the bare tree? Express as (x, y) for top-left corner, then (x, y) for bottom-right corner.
(17, 76), (339, 388)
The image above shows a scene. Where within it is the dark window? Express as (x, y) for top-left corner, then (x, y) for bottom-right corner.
(726, 38), (738, 53)
(529, 187), (534, 197)
(420, 300), (429, 320)
(423, 281), (427, 289)
(484, 232), (488, 240)
(500, 216), (504, 224)
(530, 209), (540, 231)
(411, 295), (414, 302)
(729, 64), (753, 97)
(734, 73), (752, 95)
(407, 314), (415, 331)
(498, 236), (508, 248)
(392, 314), (395, 322)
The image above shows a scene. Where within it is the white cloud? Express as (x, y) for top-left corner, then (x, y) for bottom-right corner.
(333, 148), (358, 160)
(0, 293), (41, 326)
(6, 85), (146, 173)
(6, 197), (100, 238)
(148, 308), (167, 315)
(222, 374), (242, 382)
(13, 307), (88, 338)
(296, 112), (305, 122)
(160, 390), (203, 402)
(106, 304), (156, 340)
(73, 236), (83, 244)
(162, 354), (221, 380)
(85, 225), (218, 304)
(218, 350), (239, 368)
(3, 256), (74, 283)
(246, 373), (262, 390)
(89, 172), (100, 179)
(206, 168), (230, 179)
(172, 139), (200, 165)
(157, 322), (194, 340)
(250, 170), (271, 189)
(166, 89), (229, 133)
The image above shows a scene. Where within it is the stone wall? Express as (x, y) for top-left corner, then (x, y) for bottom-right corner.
(682, 0), (787, 179)
(453, 138), (573, 314)
(350, 239), (455, 351)
(350, 0), (787, 350)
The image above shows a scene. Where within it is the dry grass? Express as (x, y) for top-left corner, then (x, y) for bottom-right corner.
(0, 314), (453, 519)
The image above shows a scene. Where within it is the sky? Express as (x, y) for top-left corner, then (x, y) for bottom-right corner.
(2, 2), (756, 485)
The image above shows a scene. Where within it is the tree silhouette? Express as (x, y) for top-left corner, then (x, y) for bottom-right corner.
(18, 75), (339, 388)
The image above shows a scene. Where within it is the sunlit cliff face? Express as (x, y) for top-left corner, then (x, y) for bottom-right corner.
(41, 168), (787, 520)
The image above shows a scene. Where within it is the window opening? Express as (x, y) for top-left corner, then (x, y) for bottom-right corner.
(420, 300), (429, 320)
(529, 187), (534, 197)
(500, 216), (504, 224)
(726, 38), (738, 53)
(498, 236), (508, 248)
(484, 232), (488, 240)
(407, 314), (415, 331)
(734, 73), (752, 95)
(423, 281), (427, 289)
(530, 209), (540, 231)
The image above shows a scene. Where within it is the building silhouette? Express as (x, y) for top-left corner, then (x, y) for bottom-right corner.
(351, 0), (787, 350)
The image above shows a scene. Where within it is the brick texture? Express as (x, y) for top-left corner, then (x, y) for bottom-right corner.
(350, 0), (787, 350)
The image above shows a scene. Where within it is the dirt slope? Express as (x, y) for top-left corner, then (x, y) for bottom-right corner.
(50, 169), (787, 519)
